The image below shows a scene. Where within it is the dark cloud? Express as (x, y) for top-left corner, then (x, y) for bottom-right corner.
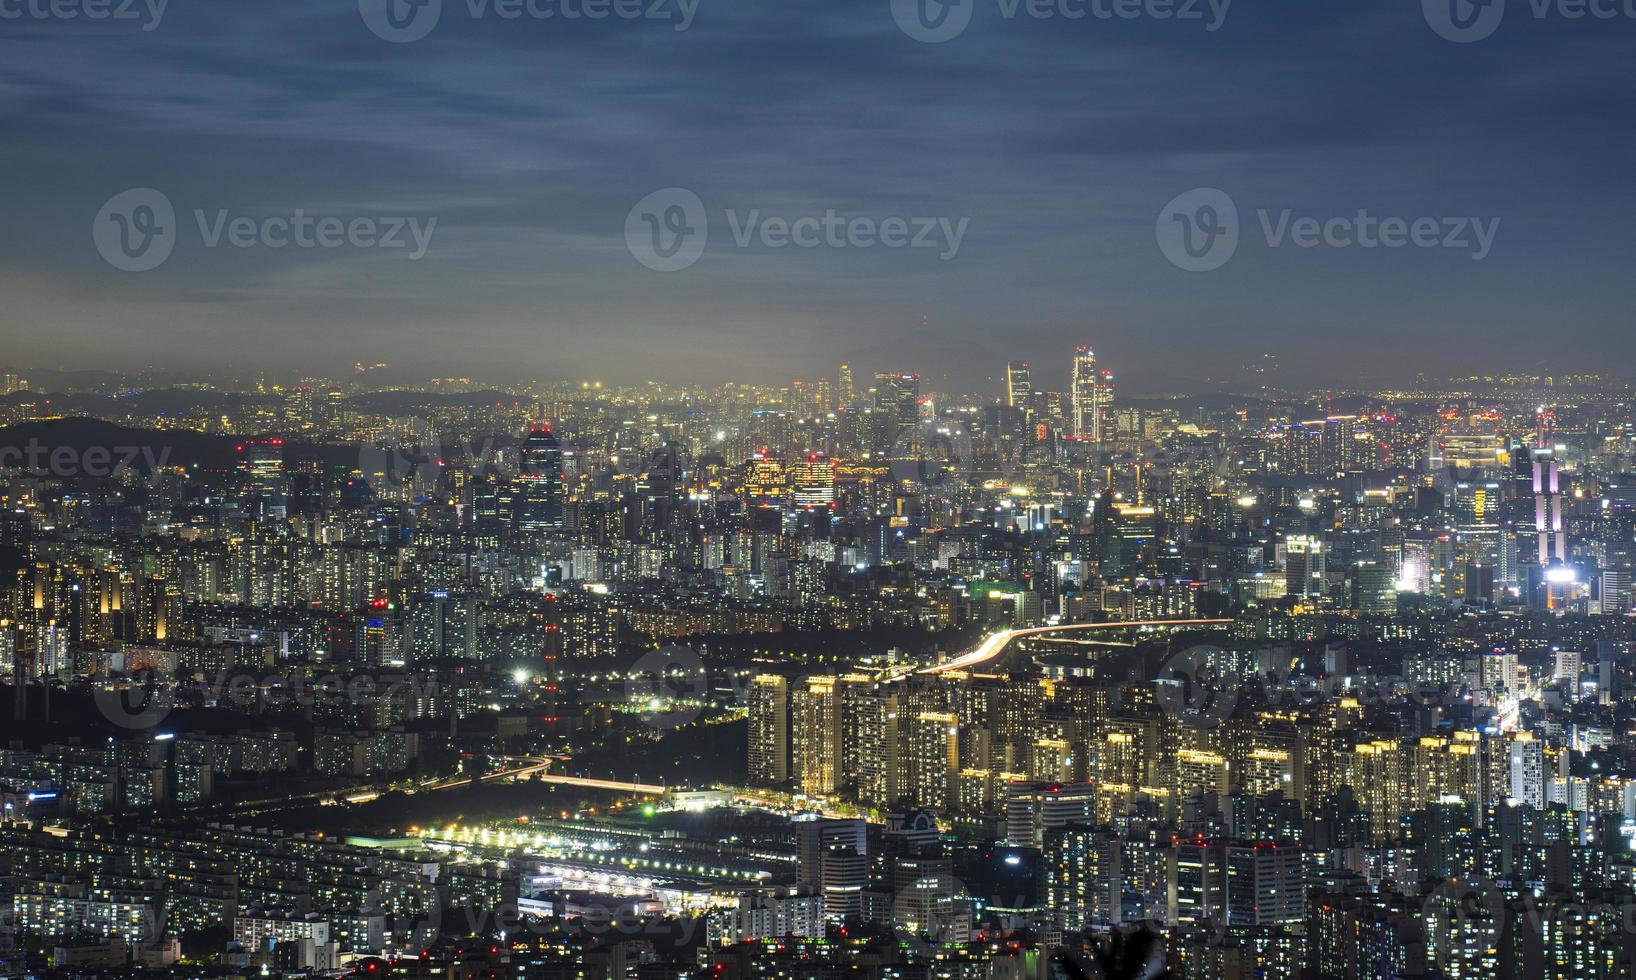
(1, 0), (1632, 391)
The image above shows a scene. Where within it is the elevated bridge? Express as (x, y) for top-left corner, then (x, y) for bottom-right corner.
(920, 618), (1233, 675)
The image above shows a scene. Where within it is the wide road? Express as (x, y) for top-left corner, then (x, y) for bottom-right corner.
(921, 618), (1233, 675)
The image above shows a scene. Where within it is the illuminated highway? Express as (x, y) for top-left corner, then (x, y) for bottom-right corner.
(415, 759), (667, 797)
(920, 618), (1234, 675)
(415, 757), (555, 793)
(326, 760), (666, 807)
(527, 773), (667, 795)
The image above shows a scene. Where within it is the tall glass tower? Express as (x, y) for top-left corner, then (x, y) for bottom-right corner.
(516, 424), (565, 532)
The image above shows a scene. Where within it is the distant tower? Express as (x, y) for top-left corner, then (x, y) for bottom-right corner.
(1006, 361), (1032, 412)
(1531, 404), (1570, 605)
(236, 437), (286, 495)
(837, 364), (855, 408)
(1070, 347), (1108, 441)
(1095, 369), (1115, 444)
(1532, 409), (1567, 568)
(875, 373), (919, 426)
(516, 424), (565, 532)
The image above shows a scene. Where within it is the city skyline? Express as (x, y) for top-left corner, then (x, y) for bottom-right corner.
(1, 353), (1628, 402)
(8, 0), (1636, 975)
(3, 351), (1636, 976)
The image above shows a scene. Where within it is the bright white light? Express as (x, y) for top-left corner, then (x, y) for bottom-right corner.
(513, 669), (531, 685)
(1546, 567), (1577, 584)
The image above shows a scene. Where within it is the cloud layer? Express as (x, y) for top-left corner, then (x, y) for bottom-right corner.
(1, 0), (1632, 391)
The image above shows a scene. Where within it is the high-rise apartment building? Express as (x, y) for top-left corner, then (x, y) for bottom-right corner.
(910, 711), (959, 812)
(748, 674), (789, 785)
(792, 676), (842, 795)
(843, 680), (904, 808)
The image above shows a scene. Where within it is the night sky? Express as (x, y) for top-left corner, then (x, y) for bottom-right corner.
(1, 0), (1632, 391)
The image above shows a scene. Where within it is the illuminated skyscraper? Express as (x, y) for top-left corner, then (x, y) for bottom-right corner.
(743, 451), (787, 508)
(837, 364), (854, 408)
(1071, 347), (1096, 439)
(515, 424), (565, 532)
(136, 575), (169, 644)
(1069, 347), (1113, 442)
(1531, 410), (1567, 568)
(790, 452), (836, 509)
(1284, 535), (1326, 599)
(237, 437), (286, 494)
(1006, 361), (1032, 412)
(876, 372), (920, 427)
(1095, 369), (1114, 442)
(1526, 409), (1577, 611)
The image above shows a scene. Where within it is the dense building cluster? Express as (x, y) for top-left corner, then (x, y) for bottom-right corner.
(2, 362), (1636, 976)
